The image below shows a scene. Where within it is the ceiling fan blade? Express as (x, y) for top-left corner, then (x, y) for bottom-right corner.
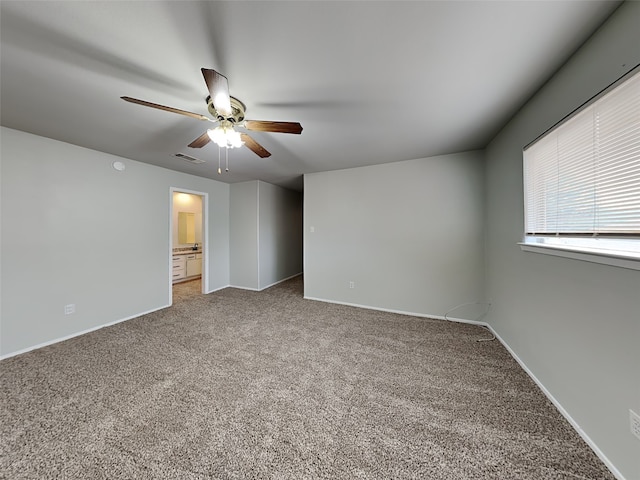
(121, 96), (209, 121)
(188, 131), (211, 149)
(244, 120), (303, 134)
(201, 68), (232, 117)
(241, 133), (271, 158)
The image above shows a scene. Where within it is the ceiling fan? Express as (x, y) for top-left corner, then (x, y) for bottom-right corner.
(121, 68), (303, 160)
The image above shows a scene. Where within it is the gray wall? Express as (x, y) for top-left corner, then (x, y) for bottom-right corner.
(1, 129), (303, 356)
(229, 181), (259, 289)
(0, 127), (230, 357)
(230, 180), (303, 290)
(304, 151), (485, 319)
(258, 181), (303, 289)
(484, 2), (640, 478)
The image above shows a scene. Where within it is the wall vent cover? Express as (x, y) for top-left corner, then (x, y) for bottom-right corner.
(175, 153), (205, 164)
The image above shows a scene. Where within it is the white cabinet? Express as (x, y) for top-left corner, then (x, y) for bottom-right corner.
(172, 255), (186, 282)
(172, 252), (202, 283)
(186, 253), (202, 277)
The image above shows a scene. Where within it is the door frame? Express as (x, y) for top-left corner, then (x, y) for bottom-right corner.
(169, 187), (209, 302)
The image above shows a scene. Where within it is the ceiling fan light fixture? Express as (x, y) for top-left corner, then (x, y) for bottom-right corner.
(123, 69), (299, 160)
(207, 126), (244, 149)
(213, 92), (232, 118)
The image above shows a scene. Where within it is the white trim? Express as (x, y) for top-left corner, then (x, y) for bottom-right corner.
(256, 181), (261, 289)
(205, 284), (231, 294)
(1, 281), (623, 478)
(170, 187), (210, 303)
(230, 273), (303, 292)
(258, 273), (302, 291)
(519, 243), (640, 271)
(302, 295), (623, 480)
(488, 326), (625, 480)
(202, 191), (209, 293)
(229, 285), (260, 292)
(0, 304), (169, 360)
(303, 296), (486, 326)
(1, 280), (234, 359)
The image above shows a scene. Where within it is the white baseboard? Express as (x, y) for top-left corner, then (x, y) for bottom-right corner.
(204, 284), (231, 294)
(303, 295), (486, 325)
(2, 285), (624, 479)
(302, 295), (624, 480)
(486, 325), (625, 480)
(3, 281), (236, 359)
(228, 285), (260, 292)
(0, 304), (170, 361)
(230, 272), (303, 292)
(259, 272), (303, 291)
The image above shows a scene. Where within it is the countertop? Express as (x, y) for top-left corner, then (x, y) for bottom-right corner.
(172, 250), (203, 256)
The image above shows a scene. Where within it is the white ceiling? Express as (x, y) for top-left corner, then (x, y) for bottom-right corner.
(0, 1), (621, 191)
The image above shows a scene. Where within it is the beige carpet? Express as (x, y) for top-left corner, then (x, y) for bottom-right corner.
(0, 276), (614, 479)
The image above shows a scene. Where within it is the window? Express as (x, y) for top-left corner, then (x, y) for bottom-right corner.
(522, 66), (640, 266)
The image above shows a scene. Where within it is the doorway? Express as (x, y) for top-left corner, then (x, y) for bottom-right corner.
(170, 188), (208, 304)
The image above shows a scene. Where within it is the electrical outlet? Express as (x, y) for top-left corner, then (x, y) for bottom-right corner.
(631, 409), (640, 441)
(349, 281), (355, 289)
(64, 304), (75, 315)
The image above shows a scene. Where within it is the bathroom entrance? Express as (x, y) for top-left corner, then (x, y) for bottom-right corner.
(170, 188), (208, 303)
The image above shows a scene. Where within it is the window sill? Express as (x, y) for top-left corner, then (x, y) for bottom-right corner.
(519, 242), (640, 271)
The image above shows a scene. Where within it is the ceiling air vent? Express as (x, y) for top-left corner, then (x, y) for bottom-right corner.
(174, 153), (205, 164)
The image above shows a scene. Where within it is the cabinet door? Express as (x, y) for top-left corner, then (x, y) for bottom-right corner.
(186, 257), (202, 277)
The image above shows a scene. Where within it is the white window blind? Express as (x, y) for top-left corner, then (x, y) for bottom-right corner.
(524, 68), (640, 238)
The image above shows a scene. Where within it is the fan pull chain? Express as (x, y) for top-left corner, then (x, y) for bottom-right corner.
(217, 147), (222, 175)
(225, 148), (229, 172)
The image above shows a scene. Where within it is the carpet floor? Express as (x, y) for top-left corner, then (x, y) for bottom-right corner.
(0, 276), (614, 479)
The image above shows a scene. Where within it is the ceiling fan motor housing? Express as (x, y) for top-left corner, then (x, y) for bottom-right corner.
(207, 95), (246, 124)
